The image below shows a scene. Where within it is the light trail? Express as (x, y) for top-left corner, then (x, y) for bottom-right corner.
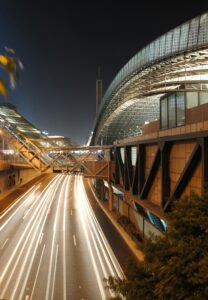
(45, 175), (68, 300)
(0, 185), (37, 219)
(0, 175), (61, 284)
(18, 176), (65, 300)
(0, 175), (63, 299)
(51, 244), (59, 300)
(75, 175), (124, 299)
(1, 174), (125, 300)
(30, 244), (46, 300)
(17, 186), (63, 299)
(0, 185), (39, 231)
(88, 178), (125, 278)
(0, 238), (9, 250)
(63, 176), (71, 300)
(77, 175), (123, 279)
(73, 234), (77, 247)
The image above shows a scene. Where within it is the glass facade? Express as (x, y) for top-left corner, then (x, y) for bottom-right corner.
(161, 98), (168, 129)
(176, 92), (185, 126)
(185, 84), (208, 108)
(99, 13), (208, 116)
(161, 92), (185, 129)
(92, 12), (208, 145)
(186, 92), (198, 108)
(168, 94), (176, 128)
(161, 89), (208, 130)
(199, 92), (208, 105)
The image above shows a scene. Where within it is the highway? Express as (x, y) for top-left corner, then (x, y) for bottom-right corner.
(0, 174), (123, 300)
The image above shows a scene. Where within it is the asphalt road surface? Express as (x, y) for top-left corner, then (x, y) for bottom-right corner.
(0, 174), (123, 300)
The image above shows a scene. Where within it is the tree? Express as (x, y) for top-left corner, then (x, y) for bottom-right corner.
(107, 192), (208, 299)
(0, 48), (23, 97)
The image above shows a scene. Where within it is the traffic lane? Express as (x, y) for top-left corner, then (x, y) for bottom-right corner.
(1, 173), (122, 300)
(73, 176), (123, 300)
(0, 185), (41, 243)
(0, 174), (58, 251)
(0, 173), (54, 229)
(69, 177), (104, 300)
(83, 178), (138, 268)
(0, 175), (63, 300)
(28, 174), (102, 300)
(17, 175), (67, 300)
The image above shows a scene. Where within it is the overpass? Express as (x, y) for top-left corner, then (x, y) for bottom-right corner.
(0, 103), (111, 178)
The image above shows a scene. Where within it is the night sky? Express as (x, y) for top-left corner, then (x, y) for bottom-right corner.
(0, 1), (208, 144)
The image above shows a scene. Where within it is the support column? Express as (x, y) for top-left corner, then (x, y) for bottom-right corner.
(160, 142), (172, 207)
(108, 184), (113, 211)
(199, 137), (208, 195)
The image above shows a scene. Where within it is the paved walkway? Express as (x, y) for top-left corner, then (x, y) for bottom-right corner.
(87, 179), (144, 263)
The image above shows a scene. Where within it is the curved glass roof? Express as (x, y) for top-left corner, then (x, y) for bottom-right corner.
(91, 12), (208, 145)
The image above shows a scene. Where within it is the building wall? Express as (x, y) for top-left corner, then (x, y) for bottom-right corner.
(113, 135), (204, 211)
(148, 166), (161, 206)
(0, 167), (39, 195)
(145, 144), (158, 181)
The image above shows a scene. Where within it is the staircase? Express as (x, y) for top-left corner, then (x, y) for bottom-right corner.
(0, 115), (53, 172)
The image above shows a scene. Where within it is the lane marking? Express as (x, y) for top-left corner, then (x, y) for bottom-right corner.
(0, 238), (9, 250)
(0, 187), (39, 231)
(0, 175), (63, 298)
(0, 185), (36, 219)
(75, 178), (106, 300)
(63, 176), (71, 300)
(23, 209), (30, 219)
(30, 244), (46, 300)
(45, 176), (68, 300)
(18, 177), (64, 300)
(73, 234), (77, 247)
(0, 177), (57, 231)
(51, 244), (59, 300)
(17, 176), (64, 300)
(39, 232), (44, 245)
(22, 189), (40, 220)
(75, 176), (124, 299)
(81, 177), (124, 278)
(0, 175), (61, 282)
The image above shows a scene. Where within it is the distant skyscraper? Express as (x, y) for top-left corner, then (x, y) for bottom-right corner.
(96, 67), (103, 116)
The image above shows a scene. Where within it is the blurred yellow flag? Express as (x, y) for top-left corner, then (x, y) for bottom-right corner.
(0, 79), (7, 96)
(0, 55), (8, 67)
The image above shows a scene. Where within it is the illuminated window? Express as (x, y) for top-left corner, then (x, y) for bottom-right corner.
(161, 92), (185, 129)
(186, 92), (198, 108)
(199, 92), (208, 105)
(161, 98), (168, 129)
(176, 92), (185, 126)
(168, 94), (176, 128)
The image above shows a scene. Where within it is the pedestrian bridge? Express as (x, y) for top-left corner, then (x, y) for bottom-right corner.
(0, 103), (111, 179)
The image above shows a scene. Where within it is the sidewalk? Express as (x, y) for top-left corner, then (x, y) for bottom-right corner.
(87, 179), (144, 263)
